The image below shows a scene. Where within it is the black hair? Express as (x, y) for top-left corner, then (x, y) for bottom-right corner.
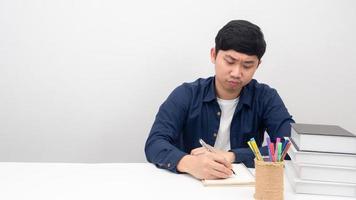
(215, 20), (266, 60)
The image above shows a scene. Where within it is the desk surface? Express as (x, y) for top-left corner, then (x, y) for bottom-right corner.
(0, 162), (353, 200)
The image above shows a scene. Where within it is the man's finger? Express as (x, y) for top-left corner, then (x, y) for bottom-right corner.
(209, 152), (233, 169)
(190, 147), (207, 155)
(208, 168), (230, 179)
(210, 160), (232, 177)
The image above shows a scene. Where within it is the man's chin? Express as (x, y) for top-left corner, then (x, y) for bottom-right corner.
(225, 86), (242, 93)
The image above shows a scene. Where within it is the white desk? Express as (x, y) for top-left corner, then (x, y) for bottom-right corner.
(0, 162), (353, 200)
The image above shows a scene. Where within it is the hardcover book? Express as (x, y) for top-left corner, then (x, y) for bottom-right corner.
(290, 159), (356, 184)
(291, 123), (356, 154)
(288, 139), (356, 167)
(285, 161), (356, 197)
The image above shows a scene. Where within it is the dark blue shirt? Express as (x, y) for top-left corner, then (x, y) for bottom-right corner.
(145, 77), (294, 172)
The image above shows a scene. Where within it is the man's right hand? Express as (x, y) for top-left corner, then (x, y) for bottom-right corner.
(176, 152), (233, 180)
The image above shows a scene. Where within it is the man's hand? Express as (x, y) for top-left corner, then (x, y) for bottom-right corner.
(190, 147), (235, 163)
(177, 151), (233, 180)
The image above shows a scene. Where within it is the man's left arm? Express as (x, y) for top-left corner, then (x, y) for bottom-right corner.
(261, 88), (295, 144)
(228, 89), (294, 167)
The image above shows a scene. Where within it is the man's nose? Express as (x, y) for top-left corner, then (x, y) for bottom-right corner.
(230, 65), (242, 78)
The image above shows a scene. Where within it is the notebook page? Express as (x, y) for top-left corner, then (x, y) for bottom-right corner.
(202, 163), (255, 186)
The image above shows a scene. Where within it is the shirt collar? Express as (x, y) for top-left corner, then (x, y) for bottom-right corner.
(202, 77), (217, 102)
(203, 77), (253, 108)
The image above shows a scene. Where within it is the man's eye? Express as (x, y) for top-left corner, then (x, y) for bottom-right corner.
(243, 65), (253, 69)
(225, 60), (234, 64)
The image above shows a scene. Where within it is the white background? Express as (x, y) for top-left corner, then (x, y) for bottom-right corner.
(0, 0), (355, 163)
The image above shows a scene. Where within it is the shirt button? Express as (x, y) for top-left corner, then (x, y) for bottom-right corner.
(167, 163), (171, 168)
(217, 112), (221, 116)
(213, 133), (217, 137)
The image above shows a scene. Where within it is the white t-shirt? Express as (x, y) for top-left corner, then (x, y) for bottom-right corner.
(214, 97), (239, 151)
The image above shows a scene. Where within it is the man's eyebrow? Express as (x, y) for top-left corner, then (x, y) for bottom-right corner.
(224, 55), (237, 61)
(225, 55), (256, 64)
(243, 60), (256, 64)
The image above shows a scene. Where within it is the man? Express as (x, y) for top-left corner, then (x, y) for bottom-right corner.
(145, 20), (294, 180)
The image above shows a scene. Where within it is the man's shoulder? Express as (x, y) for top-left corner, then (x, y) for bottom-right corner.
(247, 79), (278, 97)
(174, 77), (213, 94)
(182, 77), (214, 88)
(169, 77), (213, 99)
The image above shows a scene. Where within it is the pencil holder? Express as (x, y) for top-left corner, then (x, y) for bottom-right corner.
(254, 159), (284, 200)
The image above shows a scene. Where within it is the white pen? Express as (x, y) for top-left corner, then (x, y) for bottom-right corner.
(199, 138), (236, 175)
(199, 138), (215, 152)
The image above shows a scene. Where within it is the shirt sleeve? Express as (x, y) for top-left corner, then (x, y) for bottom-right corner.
(262, 88), (295, 143)
(230, 88), (294, 168)
(144, 84), (191, 173)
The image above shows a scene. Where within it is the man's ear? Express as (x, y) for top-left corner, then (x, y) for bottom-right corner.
(210, 48), (216, 64)
(257, 59), (262, 68)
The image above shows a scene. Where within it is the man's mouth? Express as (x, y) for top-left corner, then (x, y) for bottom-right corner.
(228, 80), (241, 87)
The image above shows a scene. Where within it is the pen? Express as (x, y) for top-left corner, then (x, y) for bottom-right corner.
(266, 137), (273, 162)
(280, 141), (291, 161)
(269, 142), (275, 162)
(199, 139), (236, 175)
(274, 140), (280, 162)
(282, 138), (289, 151)
(277, 142), (282, 162)
(247, 141), (257, 158)
(250, 138), (263, 161)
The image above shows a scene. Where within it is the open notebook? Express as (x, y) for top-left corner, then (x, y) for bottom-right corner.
(202, 163), (255, 186)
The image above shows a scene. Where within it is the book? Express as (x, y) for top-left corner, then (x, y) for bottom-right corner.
(201, 163), (255, 186)
(290, 159), (356, 184)
(285, 161), (356, 197)
(291, 123), (356, 154)
(288, 140), (356, 168)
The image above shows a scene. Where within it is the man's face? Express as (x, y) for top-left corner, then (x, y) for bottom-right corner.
(211, 48), (260, 99)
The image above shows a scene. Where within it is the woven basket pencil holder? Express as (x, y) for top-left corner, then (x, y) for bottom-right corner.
(254, 158), (284, 200)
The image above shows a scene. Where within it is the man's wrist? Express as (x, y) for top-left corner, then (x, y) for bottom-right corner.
(226, 151), (236, 163)
(177, 155), (194, 173)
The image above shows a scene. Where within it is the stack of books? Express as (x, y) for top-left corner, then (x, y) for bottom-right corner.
(285, 123), (356, 197)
